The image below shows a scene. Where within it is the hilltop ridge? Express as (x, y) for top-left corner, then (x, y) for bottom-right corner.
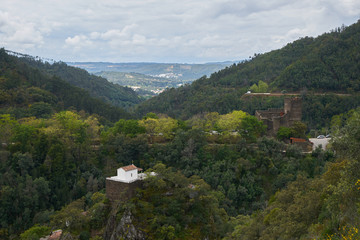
(135, 20), (360, 126)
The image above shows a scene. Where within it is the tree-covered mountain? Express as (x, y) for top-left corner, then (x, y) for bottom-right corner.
(224, 107), (360, 240)
(0, 108), (335, 239)
(7, 107), (360, 240)
(11, 51), (142, 108)
(135, 20), (360, 127)
(2, 20), (360, 240)
(0, 48), (132, 121)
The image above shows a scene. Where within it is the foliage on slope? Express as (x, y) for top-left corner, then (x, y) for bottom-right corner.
(17, 53), (142, 108)
(99, 112), (333, 216)
(225, 107), (360, 240)
(0, 48), (132, 121)
(0, 107), (337, 239)
(125, 164), (229, 239)
(25, 165), (229, 240)
(0, 111), (105, 238)
(136, 20), (360, 125)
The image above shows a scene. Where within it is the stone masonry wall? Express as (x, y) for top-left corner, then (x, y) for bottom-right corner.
(106, 179), (143, 202)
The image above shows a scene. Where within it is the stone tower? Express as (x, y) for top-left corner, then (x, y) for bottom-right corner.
(285, 97), (302, 124)
(255, 97), (302, 135)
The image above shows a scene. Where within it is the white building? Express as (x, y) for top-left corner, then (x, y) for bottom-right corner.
(107, 164), (143, 183)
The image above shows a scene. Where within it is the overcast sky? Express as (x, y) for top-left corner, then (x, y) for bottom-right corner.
(1, 0), (359, 63)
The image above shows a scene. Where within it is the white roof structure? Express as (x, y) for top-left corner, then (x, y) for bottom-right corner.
(106, 164), (142, 183)
(106, 164), (157, 183)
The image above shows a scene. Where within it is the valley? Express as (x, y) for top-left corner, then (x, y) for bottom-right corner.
(67, 61), (236, 97)
(1, 20), (360, 240)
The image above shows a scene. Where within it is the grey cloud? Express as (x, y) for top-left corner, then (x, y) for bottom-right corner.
(1, 0), (359, 62)
(0, 11), (44, 50)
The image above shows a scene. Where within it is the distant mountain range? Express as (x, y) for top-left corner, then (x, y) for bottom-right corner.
(94, 71), (192, 97)
(67, 61), (238, 97)
(67, 61), (238, 81)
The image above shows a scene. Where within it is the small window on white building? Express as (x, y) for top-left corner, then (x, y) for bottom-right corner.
(131, 173), (133, 177)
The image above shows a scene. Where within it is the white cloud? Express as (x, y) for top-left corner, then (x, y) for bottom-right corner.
(65, 35), (93, 51)
(1, 0), (359, 62)
(0, 11), (44, 50)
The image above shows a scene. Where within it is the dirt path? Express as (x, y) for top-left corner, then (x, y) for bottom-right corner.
(243, 92), (351, 97)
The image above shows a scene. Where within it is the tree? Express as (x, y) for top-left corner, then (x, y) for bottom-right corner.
(29, 102), (53, 118)
(19, 225), (50, 240)
(50, 198), (89, 232)
(332, 107), (360, 160)
(186, 112), (220, 132)
(291, 121), (307, 139)
(277, 127), (294, 141)
(0, 114), (17, 144)
(249, 81), (268, 93)
(112, 119), (146, 137)
(249, 84), (259, 93)
(143, 112), (159, 119)
(239, 115), (266, 142)
(217, 110), (247, 132)
(258, 80), (269, 92)
(276, 122), (307, 141)
(139, 116), (178, 139)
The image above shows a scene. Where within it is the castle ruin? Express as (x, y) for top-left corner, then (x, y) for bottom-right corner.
(255, 97), (302, 135)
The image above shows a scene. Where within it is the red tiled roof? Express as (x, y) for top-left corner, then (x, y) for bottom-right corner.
(121, 164), (142, 172)
(290, 137), (307, 143)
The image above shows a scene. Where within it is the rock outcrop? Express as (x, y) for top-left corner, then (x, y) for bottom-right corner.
(104, 210), (145, 240)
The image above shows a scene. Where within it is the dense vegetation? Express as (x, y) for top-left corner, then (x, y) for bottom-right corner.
(1, 20), (360, 240)
(16, 53), (142, 108)
(0, 49), (132, 122)
(225, 107), (360, 240)
(136, 20), (360, 128)
(2, 106), (359, 239)
(0, 108), (336, 239)
(0, 111), (104, 237)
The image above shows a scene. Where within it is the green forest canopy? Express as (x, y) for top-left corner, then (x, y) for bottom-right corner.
(135, 20), (360, 125)
(1, 20), (360, 240)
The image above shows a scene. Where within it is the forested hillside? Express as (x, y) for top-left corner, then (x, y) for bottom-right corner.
(136, 20), (360, 127)
(3, 107), (360, 239)
(1, 20), (360, 240)
(0, 49), (132, 121)
(11, 51), (142, 108)
(225, 108), (360, 240)
(0, 108), (336, 239)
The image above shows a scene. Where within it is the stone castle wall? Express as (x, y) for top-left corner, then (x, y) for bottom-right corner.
(288, 98), (302, 122)
(255, 109), (283, 119)
(255, 97), (302, 135)
(106, 179), (143, 202)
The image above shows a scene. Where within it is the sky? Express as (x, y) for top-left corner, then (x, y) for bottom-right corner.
(1, 0), (359, 63)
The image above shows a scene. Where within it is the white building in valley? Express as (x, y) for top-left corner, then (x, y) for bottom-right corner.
(107, 164), (144, 183)
(106, 164), (157, 201)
